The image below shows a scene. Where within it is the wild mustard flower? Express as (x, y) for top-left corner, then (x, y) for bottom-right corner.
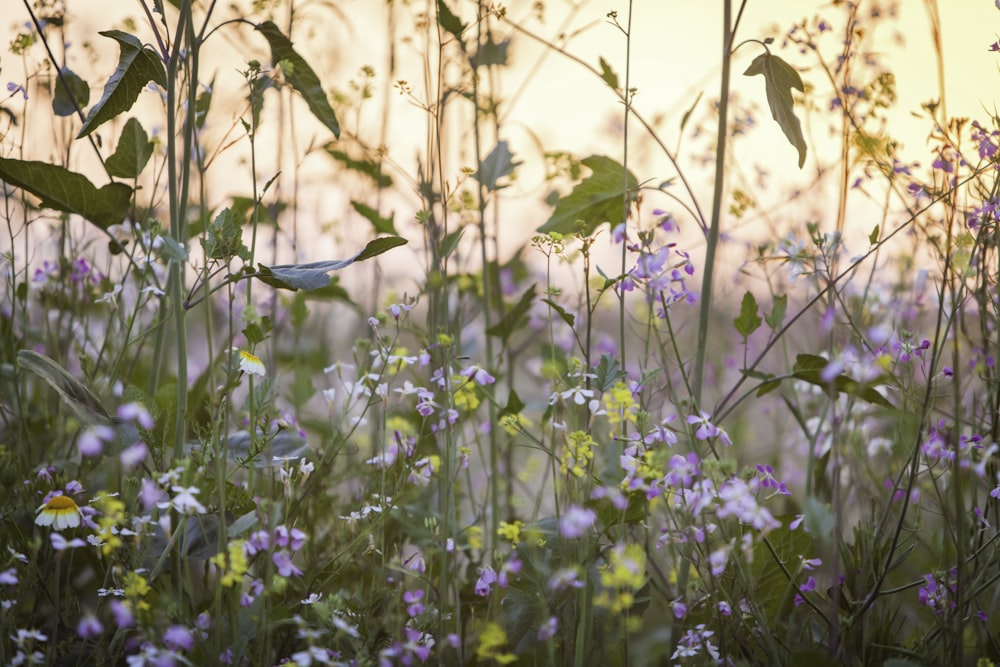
(594, 543), (646, 614)
(211, 540), (249, 587)
(560, 431), (595, 478)
(497, 520), (524, 545)
(475, 622), (516, 665)
(604, 380), (638, 426)
(35, 494), (82, 530)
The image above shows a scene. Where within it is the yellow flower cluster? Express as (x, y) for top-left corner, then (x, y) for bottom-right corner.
(604, 380), (638, 427)
(123, 571), (151, 612)
(210, 539), (249, 588)
(560, 431), (595, 478)
(496, 520), (524, 545)
(475, 621), (516, 665)
(452, 378), (480, 412)
(594, 543), (646, 614)
(95, 493), (126, 556)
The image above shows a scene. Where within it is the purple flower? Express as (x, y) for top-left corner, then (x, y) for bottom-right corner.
(272, 550), (302, 577)
(164, 625), (194, 651)
(475, 567), (497, 596)
(77, 614), (103, 639)
(558, 505), (597, 539)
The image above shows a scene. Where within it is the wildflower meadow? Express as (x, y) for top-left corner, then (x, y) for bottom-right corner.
(3, 0), (1000, 665)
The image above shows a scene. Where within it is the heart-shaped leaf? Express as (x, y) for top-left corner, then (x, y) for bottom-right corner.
(0, 158), (132, 229)
(105, 117), (154, 179)
(537, 155), (638, 236)
(744, 52), (807, 168)
(78, 31), (166, 138)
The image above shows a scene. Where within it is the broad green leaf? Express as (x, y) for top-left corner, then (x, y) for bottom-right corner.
(734, 290), (762, 338)
(474, 140), (521, 192)
(438, 227), (465, 259)
(764, 293), (787, 331)
(78, 31), (166, 139)
(537, 155), (638, 236)
(255, 21), (340, 139)
(105, 117), (154, 179)
(803, 496), (835, 541)
(17, 349), (112, 425)
(598, 56), (619, 90)
(0, 158), (131, 229)
(325, 146), (392, 187)
(592, 353), (626, 393)
(202, 203), (250, 260)
(470, 36), (510, 68)
(749, 520), (815, 618)
(52, 66), (89, 117)
(744, 52), (807, 168)
(486, 284), (536, 341)
(541, 298), (575, 328)
(499, 389), (525, 419)
(351, 200), (397, 235)
(256, 237), (407, 291)
(792, 353), (893, 409)
(436, 0), (466, 46)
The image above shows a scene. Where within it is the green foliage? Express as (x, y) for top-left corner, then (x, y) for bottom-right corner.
(105, 117), (155, 179)
(52, 66), (89, 117)
(744, 51), (807, 168)
(256, 237), (407, 290)
(475, 140), (521, 192)
(537, 155), (638, 236)
(255, 21), (341, 139)
(734, 290), (762, 338)
(78, 30), (167, 138)
(0, 157), (132, 229)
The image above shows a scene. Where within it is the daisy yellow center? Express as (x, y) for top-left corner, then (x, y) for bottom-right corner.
(45, 495), (78, 511)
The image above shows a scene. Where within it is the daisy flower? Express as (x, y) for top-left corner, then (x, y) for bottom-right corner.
(238, 349), (266, 377)
(35, 494), (82, 530)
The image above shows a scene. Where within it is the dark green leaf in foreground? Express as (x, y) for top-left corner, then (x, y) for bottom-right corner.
(474, 140), (521, 192)
(78, 31), (167, 139)
(486, 283), (536, 341)
(256, 237), (407, 291)
(17, 349), (112, 426)
(351, 201), (397, 236)
(202, 203), (250, 261)
(436, 0), (466, 46)
(105, 117), (154, 179)
(256, 21), (341, 139)
(0, 158), (132, 229)
(744, 52), (807, 168)
(52, 66), (89, 117)
(537, 155), (638, 236)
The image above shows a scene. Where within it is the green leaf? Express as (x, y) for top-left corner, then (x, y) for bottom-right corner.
(486, 284), (536, 341)
(351, 201), (397, 235)
(194, 76), (215, 130)
(679, 90), (703, 133)
(436, 0), (466, 46)
(202, 203), (250, 260)
(744, 52), (807, 168)
(105, 117), (154, 179)
(592, 353), (626, 393)
(792, 353), (894, 409)
(256, 21), (340, 139)
(439, 227), (465, 260)
(470, 36), (510, 69)
(499, 389), (525, 419)
(537, 155), (638, 236)
(78, 31), (166, 139)
(325, 146), (392, 187)
(0, 158), (131, 229)
(869, 224), (880, 245)
(598, 56), (619, 90)
(474, 140), (521, 192)
(803, 496), (835, 541)
(256, 237), (407, 291)
(541, 298), (575, 328)
(17, 349), (112, 426)
(52, 66), (89, 117)
(764, 293), (787, 331)
(734, 291), (762, 338)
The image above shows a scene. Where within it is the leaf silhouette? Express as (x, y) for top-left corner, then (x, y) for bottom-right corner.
(537, 155), (638, 236)
(78, 31), (166, 139)
(744, 52), (807, 168)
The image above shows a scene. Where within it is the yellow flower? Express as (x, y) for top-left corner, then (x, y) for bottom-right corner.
(497, 520), (524, 545)
(35, 494), (81, 530)
(239, 349), (266, 377)
(476, 622), (517, 665)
